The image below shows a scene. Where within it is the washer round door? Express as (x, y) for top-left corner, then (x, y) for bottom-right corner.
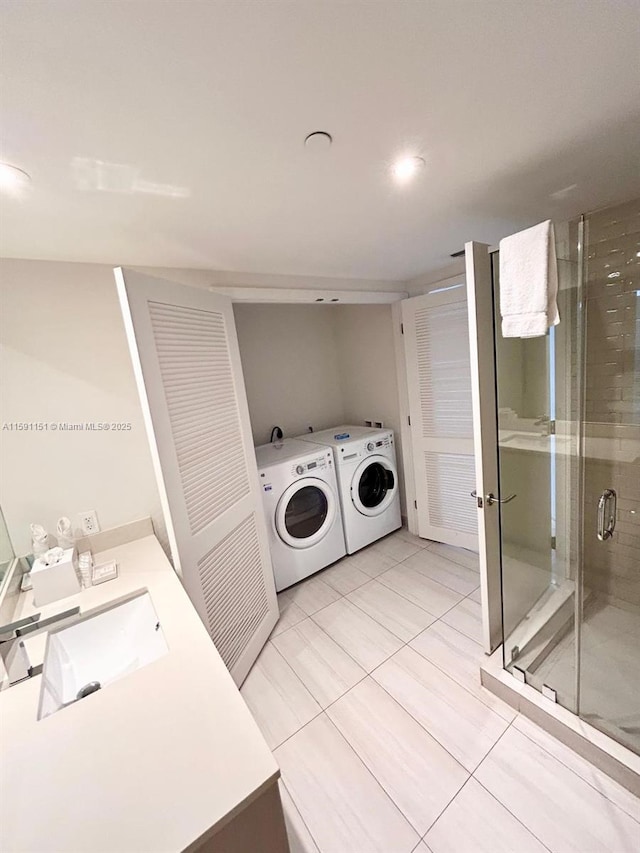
(276, 477), (338, 549)
(351, 454), (397, 517)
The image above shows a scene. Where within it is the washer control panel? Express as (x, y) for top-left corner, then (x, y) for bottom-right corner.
(365, 433), (392, 453)
(290, 452), (332, 477)
(337, 432), (394, 464)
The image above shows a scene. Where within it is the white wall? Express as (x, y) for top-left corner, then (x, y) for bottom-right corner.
(0, 259), (161, 555)
(0, 259), (406, 553)
(233, 304), (345, 445)
(233, 305), (405, 513)
(333, 305), (405, 513)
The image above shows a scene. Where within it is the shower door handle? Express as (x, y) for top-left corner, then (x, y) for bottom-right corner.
(485, 492), (517, 506)
(597, 489), (617, 541)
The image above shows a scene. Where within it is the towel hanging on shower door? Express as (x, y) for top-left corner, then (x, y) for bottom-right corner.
(499, 219), (560, 338)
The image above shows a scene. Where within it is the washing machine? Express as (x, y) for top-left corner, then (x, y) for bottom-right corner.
(254, 439), (346, 591)
(298, 425), (401, 554)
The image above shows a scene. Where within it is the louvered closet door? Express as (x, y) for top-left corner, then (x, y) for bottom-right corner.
(115, 268), (277, 685)
(402, 287), (478, 550)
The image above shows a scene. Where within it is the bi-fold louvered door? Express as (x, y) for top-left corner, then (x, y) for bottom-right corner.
(401, 286), (479, 550)
(115, 268), (278, 685)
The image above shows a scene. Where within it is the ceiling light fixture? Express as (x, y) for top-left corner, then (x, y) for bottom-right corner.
(0, 162), (31, 194)
(392, 155), (425, 184)
(304, 131), (333, 150)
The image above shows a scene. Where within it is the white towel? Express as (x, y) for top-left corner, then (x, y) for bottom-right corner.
(499, 220), (560, 338)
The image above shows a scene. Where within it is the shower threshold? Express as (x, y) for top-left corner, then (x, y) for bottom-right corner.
(504, 581), (575, 676)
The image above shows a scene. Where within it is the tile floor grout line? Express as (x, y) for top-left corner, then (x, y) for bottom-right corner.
(392, 548), (481, 608)
(281, 710), (424, 850)
(401, 555), (481, 597)
(282, 531), (477, 626)
(405, 623), (515, 722)
(343, 585), (437, 642)
(241, 639), (325, 752)
(263, 533), (639, 852)
(324, 564), (479, 684)
(470, 714), (517, 776)
(356, 531), (480, 604)
(273, 550), (491, 757)
(273, 573), (411, 711)
(343, 554), (479, 646)
(264, 536), (485, 757)
(417, 770), (477, 843)
(341, 557), (640, 827)
(374, 567), (461, 621)
(265, 636), (315, 686)
(470, 779), (555, 853)
(508, 719), (640, 826)
(271, 706), (325, 753)
(279, 777), (322, 853)
(324, 673), (473, 840)
(417, 538), (482, 570)
(278, 594), (382, 714)
(310, 611), (421, 703)
(272, 623), (368, 706)
(366, 662), (477, 779)
(468, 721), (557, 853)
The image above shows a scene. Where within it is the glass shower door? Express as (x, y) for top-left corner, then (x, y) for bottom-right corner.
(493, 228), (583, 712)
(491, 199), (639, 757)
(577, 199), (640, 753)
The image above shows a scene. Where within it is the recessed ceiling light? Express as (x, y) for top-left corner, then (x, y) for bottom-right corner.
(0, 162), (31, 194)
(392, 155), (425, 184)
(304, 131), (333, 150)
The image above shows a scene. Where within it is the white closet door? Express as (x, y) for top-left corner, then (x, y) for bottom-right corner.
(401, 286), (478, 550)
(115, 268), (278, 685)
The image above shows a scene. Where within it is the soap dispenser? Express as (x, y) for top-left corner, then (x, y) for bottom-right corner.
(56, 517), (75, 549)
(30, 523), (49, 557)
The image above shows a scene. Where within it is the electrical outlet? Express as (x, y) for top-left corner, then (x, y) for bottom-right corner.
(79, 510), (100, 536)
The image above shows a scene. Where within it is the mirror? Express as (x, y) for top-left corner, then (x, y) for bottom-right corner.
(0, 505), (16, 592)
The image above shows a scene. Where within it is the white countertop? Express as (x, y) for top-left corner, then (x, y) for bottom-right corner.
(499, 430), (639, 463)
(0, 535), (279, 853)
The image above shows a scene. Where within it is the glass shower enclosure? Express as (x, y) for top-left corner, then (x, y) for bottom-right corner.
(494, 198), (639, 756)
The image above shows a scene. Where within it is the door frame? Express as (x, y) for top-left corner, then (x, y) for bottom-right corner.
(391, 274), (468, 535)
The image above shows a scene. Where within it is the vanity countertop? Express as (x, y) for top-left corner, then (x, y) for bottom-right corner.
(0, 535), (279, 853)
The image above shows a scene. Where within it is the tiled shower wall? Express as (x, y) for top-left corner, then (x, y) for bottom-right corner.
(582, 199), (640, 606)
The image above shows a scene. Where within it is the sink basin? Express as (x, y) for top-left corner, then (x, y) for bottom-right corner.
(38, 591), (168, 719)
(500, 431), (547, 444)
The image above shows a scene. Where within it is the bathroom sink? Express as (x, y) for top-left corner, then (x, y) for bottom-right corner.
(38, 591), (168, 719)
(500, 431), (547, 444)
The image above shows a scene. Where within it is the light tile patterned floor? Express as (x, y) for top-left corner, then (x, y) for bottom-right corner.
(241, 530), (640, 853)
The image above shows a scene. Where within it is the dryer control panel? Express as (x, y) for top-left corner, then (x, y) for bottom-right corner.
(290, 451), (332, 477)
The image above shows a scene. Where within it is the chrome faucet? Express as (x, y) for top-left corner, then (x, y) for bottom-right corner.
(0, 607), (80, 687)
(533, 415), (555, 435)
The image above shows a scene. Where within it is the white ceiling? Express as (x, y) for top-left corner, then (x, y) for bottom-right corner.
(1, 0), (639, 281)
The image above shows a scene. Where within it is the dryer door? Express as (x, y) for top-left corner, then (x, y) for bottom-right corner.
(351, 454), (397, 517)
(276, 478), (338, 549)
